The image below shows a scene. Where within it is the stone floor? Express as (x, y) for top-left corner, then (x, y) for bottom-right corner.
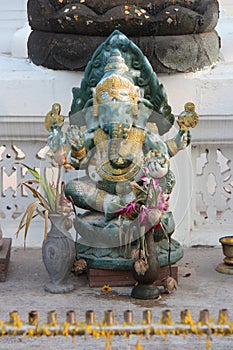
(1, 246), (233, 349)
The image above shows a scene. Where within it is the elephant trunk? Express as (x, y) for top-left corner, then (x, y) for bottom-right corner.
(108, 122), (133, 169)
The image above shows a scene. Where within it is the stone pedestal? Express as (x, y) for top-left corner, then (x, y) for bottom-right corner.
(0, 238), (12, 282)
(87, 264), (178, 287)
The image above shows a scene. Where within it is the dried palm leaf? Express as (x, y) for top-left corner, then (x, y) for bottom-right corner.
(23, 201), (41, 247)
(44, 209), (49, 241)
(21, 182), (51, 211)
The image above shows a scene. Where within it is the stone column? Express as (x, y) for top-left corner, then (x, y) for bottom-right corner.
(27, 0), (220, 73)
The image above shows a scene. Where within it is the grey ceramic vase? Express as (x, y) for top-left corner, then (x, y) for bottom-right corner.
(42, 214), (76, 293)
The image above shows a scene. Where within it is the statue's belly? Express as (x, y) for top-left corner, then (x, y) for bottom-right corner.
(88, 153), (143, 195)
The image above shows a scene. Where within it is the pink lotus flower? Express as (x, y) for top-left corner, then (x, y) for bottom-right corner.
(117, 201), (139, 219)
(117, 167), (169, 225)
(139, 205), (149, 225)
(141, 175), (159, 189)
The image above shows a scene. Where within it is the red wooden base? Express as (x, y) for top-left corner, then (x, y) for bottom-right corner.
(0, 238), (12, 282)
(87, 264), (178, 287)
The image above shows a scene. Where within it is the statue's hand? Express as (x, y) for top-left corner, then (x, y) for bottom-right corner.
(147, 157), (169, 179)
(166, 129), (192, 157)
(66, 125), (85, 151)
(66, 125), (86, 161)
(174, 129), (191, 150)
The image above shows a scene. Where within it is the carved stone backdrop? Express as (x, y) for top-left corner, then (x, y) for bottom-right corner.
(0, 137), (76, 246)
(0, 141), (47, 244)
(163, 108), (233, 247)
(193, 145), (233, 226)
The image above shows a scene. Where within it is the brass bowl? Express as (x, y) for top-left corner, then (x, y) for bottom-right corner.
(219, 236), (233, 265)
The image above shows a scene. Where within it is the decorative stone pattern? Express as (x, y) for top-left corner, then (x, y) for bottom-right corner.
(28, 0), (219, 36)
(0, 137), (77, 247)
(27, 0), (220, 73)
(28, 30), (220, 73)
(193, 145), (233, 226)
(0, 142), (56, 244)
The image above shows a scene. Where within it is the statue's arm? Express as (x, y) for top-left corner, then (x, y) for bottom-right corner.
(144, 130), (169, 156)
(166, 129), (191, 157)
(144, 127), (191, 160)
(166, 102), (198, 157)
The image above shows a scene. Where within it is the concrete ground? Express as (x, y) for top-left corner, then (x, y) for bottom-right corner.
(1, 246), (233, 349)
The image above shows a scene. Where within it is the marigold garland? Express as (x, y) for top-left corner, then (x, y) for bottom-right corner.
(1, 309), (233, 350)
(101, 285), (112, 293)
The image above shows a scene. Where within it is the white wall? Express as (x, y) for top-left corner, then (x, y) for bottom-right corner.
(218, 0), (233, 15)
(0, 0), (27, 54)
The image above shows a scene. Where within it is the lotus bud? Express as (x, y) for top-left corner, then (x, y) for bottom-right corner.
(131, 248), (140, 262)
(53, 147), (68, 166)
(134, 259), (148, 275)
(162, 276), (178, 294)
(147, 208), (162, 226)
(72, 258), (87, 275)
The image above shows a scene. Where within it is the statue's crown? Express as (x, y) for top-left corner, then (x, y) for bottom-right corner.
(103, 49), (129, 73)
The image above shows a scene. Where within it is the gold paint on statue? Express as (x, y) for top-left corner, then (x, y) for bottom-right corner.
(92, 74), (139, 116)
(94, 128), (109, 154)
(95, 189), (106, 211)
(97, 164), (140, 182)
(101, 161), (135, 175)
(166, 140), (179, 156)
(71, 147), (86, 160)
(94, 126), (145, 182)
(96, 75), (139, 104)
(44, 103), (64, 131)
(177, 102), (199, 131)
(128, 127), (146, 143)
(119, 127), (146, 157)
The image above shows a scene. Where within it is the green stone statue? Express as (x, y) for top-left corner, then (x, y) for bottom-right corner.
(62, 30), (198, 269)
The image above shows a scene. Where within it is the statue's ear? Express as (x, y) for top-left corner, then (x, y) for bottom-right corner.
(148, 111), (174, 136)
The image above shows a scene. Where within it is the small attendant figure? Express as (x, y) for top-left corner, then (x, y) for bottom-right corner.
(44, 103), (65, 132)
(177, 102), (199, 131)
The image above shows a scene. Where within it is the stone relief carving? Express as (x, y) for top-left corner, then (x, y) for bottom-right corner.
(27, 0), (220, 73)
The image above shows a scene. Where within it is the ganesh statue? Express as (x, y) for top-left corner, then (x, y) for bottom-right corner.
(51, 30), (199, 271)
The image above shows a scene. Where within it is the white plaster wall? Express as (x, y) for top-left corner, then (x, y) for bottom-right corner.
(218, 0), (233, 15)
(1, 0), (232, 119)
(0, 0), (27, 54)
(0, 56), (82, 118)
